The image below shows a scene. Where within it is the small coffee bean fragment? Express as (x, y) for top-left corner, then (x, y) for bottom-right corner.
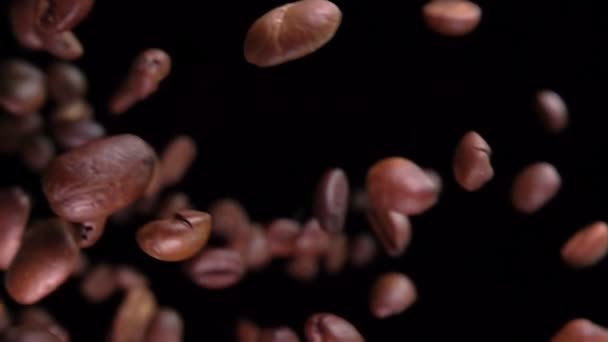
(258, 326), (300, 342)
(159, 135), (197, 188)
(561, 221), (608, 269)
(370, 272), (417, 319)
(0, 187), (31, 270)
(325, 233), (348, 274)
(243, 0), (342, 67)
(511, 162), (561, 213)
(453, 131), (493, 191)
(422, 0), (482, 37)
(46, 63), (87, 103)
(551, 318), (608, 342)
(20, 134), (55, 173)
(536, 89), (569, 134)
(183, 248), (245, 289)
(80, 263), (117, 303)
(236, 318), (260, 342)
(38, 0), (95, 34)
(110, 286), (158, 342)
(314, 168), (349, 233)
(0, 60), (47, 115)
(3, 325), (63, 342)
(305, 313), (365, 342)
(366, 208), (412, 257)
(266, 218), (300, 258)
(348, 233), (377, 268)
(143, 307), (183, 342)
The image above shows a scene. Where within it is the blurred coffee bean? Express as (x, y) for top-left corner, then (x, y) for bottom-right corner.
(266, 218), (300, 258)
(44, 31), (83, 61)
(46, 63), (87, 103)
(18, 307), (70, 342)
(536, 89), (569, 134)
(143, 308), (183, 342)
(115, 265), (149, 290)
(367, 157), (439, 216)
(51, 117), (105, 150)
(183, 248), (245, 289)
(258, 327), (300, 342)
(73, 216), (106, 248)
(20, 134), (55, 173)
(0, 187), (31, 270)
(422, 0), (482, 36)
(109, 49), (171, 115)
(37, 0), (95, 34)
(244, 0), (342, 67)
(209, 198), (250, 241)
(156, 192), (192, 219)
(2, 325), (63, 342)
(314, 168), (349, 233)
(0, 60), (46, 115)
(348, 233), (377, 268)
(110, 286), (158, 342)
(285, 254), (319, 282)
(511, 162), (561, 213)
(43, 134), (156, 222)
(5, 218), (79, 305)
(366, 208), (412, 257)
(159, 135), (197, 188)
(370, 272), (417, 319)
(80, 263), (117, 303)
(137, 210), (212, 262)
(305, 313), (365, 342)
(561, 221), (608, 269)
(294, 218), (329, 256)
(0, 113), (43, 153)
(324, 233), (348, 274)
(240, 223), (272, 271)
(235, 318), (260, 342)
(551, 318), (608, 342)
(453, 131), (493, 192)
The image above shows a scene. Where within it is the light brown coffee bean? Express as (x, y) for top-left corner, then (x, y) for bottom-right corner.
(453, 131), (493, 191)
(561, 222), (608, 269)
(156, 192), (192, 219)
(367, 157), (439, 216)
(18, 307), (69, 342)
(535, 89), (569, 134)
(258, 327), (300, 342)
(0, 187), (31, 270)
(46, 63), (87, 103)
(72, 216), (106, 248)
(366, 208), (412, 257)
(159, 135), (197, 188)
(115, 265), (149, 290)
(3, 325), (63, 342)
(370, 272), (417, 319)
(324, 233), (348, 274)
(266, 218), (300, 258)
(44, 31), (83, 61)
(5, 218), (79, 304)
(243, 0), (342, 67)
(236, 319), (260, 342)
(294, 218), (329, 256)
(183, 248), (245, 289)
(21, 134), (55, 173)
(110, 286), (158, 342)
(80, 263), (117, 303)
(0, 60), (47, 115)
(209, 198), (250, 241)
(305, 313), (365, 342)
(551, 319), (608, 342)
(143, 308), (183, 342)
(348, 233), (377, 268)
(285, 254), (319, 282)
(42, 134), (156, 222)
(137, 210), (212, 262)
(314, 168), (349, 233)
(422, 0), (482, 37)
(511, 162), (561, 213)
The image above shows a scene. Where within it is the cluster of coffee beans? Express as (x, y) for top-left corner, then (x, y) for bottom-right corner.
(0, 0), (606, 341)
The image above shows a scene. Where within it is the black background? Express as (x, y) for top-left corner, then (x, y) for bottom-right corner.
(2, 0), (608, 341)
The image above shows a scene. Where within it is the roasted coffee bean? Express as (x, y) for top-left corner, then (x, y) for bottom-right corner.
(535, 89), (569, 134)
(21, 134), (55, 173)
(43, 134), (156, 222)
(240, 223), (272, 271)
(46, 63), (87, 103)
(0, 113), (43, 154)
(18, 307), (70, 342)
(305, 313), (365, 342)
(137, 210), (212, 262)
(258, 327), (300, 342)
(73, 216), (106, 248)
(115, 265), (149, 290)
(109, 49), (171, 115)
(266, 218), (300, 258)
(110, 286), (158, 342)
(0, 187), (31, 270)
(5, 218), (79, 304)
(183, 248), (245, 289)
(236, 319), (260, 342)
(422, 0), (482, 36)
(285, 254), (319, 282)
(244, 0), (342, 67)
(156, 192), (192, 219)
(209, 198), (250, 240)
(561, 221), (608, 269)
(551, 319), (608, 342)
(370, 272), (417, 319)
(367, 157), (439, 216)
(0, 60), (46, 115)
(143, 308), (183, 342)
(159, 135), (197, 188)
(3, 325), (63, 342)
(44, 31), (83, 61)
(314, 168), (349, 233)
(37, 0), (95, 34)
(80, 263), (117, 303)
(51, 118), (105, 150)
(511, 162), (561, 213)
(325, 233), (348, 274)
(348, 233), (377, 268)
(453, 131), (493, 191)
(294, 218), (329, 256)
(366, 208), (412, 257)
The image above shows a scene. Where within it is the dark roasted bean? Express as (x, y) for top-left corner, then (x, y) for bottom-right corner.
(0, 187), (31, 270)
(266, 218), (300, 258)
(21, 134), (55, 173)
(209, 198), (250, 240)
(18, 307), (70, 342)
(159, 135), (197, 188)
(551, 319), (608, 342)
(115, 265), (149, 290)
(366, 208), (411, 257)
(110, 286), (158, 342)
(305, 313), (365, 342)
(3, 325), (63, 342)
(314, 168), (349, 233)
(453, 131), (493, 191)
(561, 221), (608, 269)
(511, 162), (561, 213)
(0, 60), (46, 115)
(156, 192), (192, 219)
(324, 233), (348, 274)
(143, 308), (183, 342)
(370, 272), (417, 319)
(348, 233), (377, 268)
(294, 218), (329, 256)
(43, 31), (83, 61)
(422, 0), (482, 37)
(536, 89), (569, 134)
(258, 327), (300, 342)
(183, 248), (245, 289)
(46, 63), (87, 103)
(80, 263), (117, 303)
(51, 118), (105, 150)
(285, 254), (319, 282)
(37, 0), (95, 34)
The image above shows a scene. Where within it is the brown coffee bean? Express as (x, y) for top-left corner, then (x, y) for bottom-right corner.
(110, 286), (158, 342)
(511, 162), (561, 213)
(159, 135), (197, 188)
(209, 198), (250, 240)
(236, 319), (260, 342)
(156, 192), (192, 219)
(137, 210), (212, 262)
(115, 265), (149, 290)
(243, 0), (342, 67)
(422, 0), (482, 37)
(46, 63), (87, 103)
(0, 60), (47, 115)
(183, 248), (245, 289)
(37, 0), (95, 34)
(0, 113), (43, 154)
(258, 327), (300, 342)
(285, 254), (319, 282)
(305, 313), (365, 342)
(0, 187), (31, 270)
(109, 49), (172, 115)
(43, 134), (156, 222)
(561, 221), (608, 269)
(21, 134), (55, 173)
(348, 233), (377, 268)
(367, 157), (439, 216)
(314, 168), (349, 233)
(51, 118), (105, 150)
(294, 218), (330, 256)
(551, 319), (608, 342)
(266, 218), (300, 258)
(72, 216), (106, 248)
(5, 218), (79, 304)
(366, 208), (412, 257)
(3, 325), (63, 342)
(370, 272), (417, 319)
(240, 223), (272, 271)
(18, 307), (69, 342)
(80, 263), (117, 303)
(143, 308), (183, 342)
(453, 131), (493, 192)
(324, 233), (348, 274)
(536, 89), (569, 134)
(44, 31), (83, 61)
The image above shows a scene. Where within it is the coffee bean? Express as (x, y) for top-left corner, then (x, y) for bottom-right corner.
(44, 31), (83, 61)
(348, 233), (377, 268)
(236, 319), (260, 342)
(73, 216), (106, 248)
(209, 198), (250, 241)
(137, 210), (212, 262)
(159, 135), (197, 188)
(143, 308), (183, 342)
(422, 0), (482, 37)
(367, 157), (440, 216)
(324, 233), (348, 274)
(314, 168), (349, 233)
(366, 208), (411, 257)
(511, 162), (561, 213)
(183, 248), (245, 289)
(43, 134), (156, 222)
(46, 63), (87, 103)
(305, 313), (365, 342)
(21, 134), (55, 173)
(561, 221), (608, 269)
(266, 218), (300, 258)
(80, 263), (117, 303)
(0, 187), (31, 270)
(37, 0), (95, 34)
(2, 325), (63, 342)
(285, 254), (319, 282)
(536, 89), (569, 134)
(51, 117), (105, 150)
(114, 265), (149, 290)
(243, 0), (342, 67)
(294, 218), (329, 256)
(109, 286), (158, 342)
(5, 218), (79, 304)
(258, 327), (300, 342)
(453, 131), (493, 191)
(240, 223), (272, 271)
(370, 272), (417, 319)
(0, 60), (46, 115)
(18, 307), (70, 342)
(551, 319), (608, 342)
